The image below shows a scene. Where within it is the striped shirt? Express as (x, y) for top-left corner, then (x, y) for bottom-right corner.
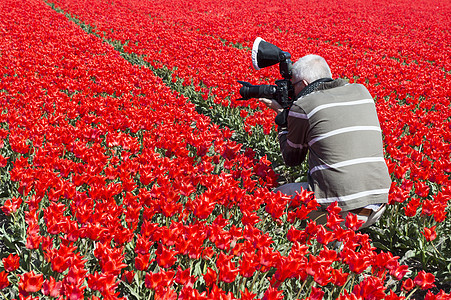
(278, 79), (391, 211)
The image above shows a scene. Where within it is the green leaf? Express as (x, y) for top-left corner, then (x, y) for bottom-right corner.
(372, 241), (390, 251)
(120, 279), (142, 300)
(399, 249), (417, 264)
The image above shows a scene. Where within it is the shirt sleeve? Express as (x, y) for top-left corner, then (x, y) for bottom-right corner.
(277, 106), (309, 167)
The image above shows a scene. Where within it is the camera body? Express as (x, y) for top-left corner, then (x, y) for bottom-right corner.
(237, 38), (295, 109)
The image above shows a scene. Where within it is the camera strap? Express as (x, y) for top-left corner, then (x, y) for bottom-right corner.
(296, 78), (333, 100)
(276, 78), (333, 127)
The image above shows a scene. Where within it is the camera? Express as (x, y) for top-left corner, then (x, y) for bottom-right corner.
(237, 37), (295, 109)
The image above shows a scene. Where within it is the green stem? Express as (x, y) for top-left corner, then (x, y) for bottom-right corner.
(390, 203), (399, 229)
(306, 279), (317, 298)
(138, 270), (143, 289)
(431, 241), (445, 260)
(256, 271), (268, 291)
(339, 273), (355, 296)
(147, 289), (154, 300)
(12, 210), (17, 226)
(405, 287), (419, 300)
(259, 214), (269, 231)
(350, 273), (355, 289)
(295, 278), (309, 299)
(420, 219), (427, 268)
(241, 276), (248, 293)
(249, 265), (262, 292)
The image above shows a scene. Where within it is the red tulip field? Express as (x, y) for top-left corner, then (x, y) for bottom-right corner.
(0, 0), (450, 299)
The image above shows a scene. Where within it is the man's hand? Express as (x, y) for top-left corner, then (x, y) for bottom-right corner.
(259, 98), (284, 114)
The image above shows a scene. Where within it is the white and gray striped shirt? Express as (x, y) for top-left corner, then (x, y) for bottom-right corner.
(278, 79), (391, 211)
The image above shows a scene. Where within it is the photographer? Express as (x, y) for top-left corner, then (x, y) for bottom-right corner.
(260, 54), (391, 229)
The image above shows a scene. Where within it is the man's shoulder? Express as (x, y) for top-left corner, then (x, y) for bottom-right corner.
(292, 80), (374, 115)
(320, 79), (370, 95)
(296, 80), (371, 102)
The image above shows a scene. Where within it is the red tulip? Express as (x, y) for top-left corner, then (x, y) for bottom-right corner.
(135, 253), (152, 271)
(19, 271), (44, 294)
(145, 270), (175, 290)
(2, 254), (20, 272)
(156, 245), (178, 269)
(402, 278), (415, 291)
(262, 286), (284, 300)
(42, 276), (62, 297)
(414, 271), (436, 290)
(345, 212), (365, 231)
(0, 271), (9, 290)
(422, 226), (438, 242)
(1, 197), (22, 215)
(0, 154), (8, 168)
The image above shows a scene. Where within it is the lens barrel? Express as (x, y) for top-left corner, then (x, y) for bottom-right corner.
(239, 84), (277, 100)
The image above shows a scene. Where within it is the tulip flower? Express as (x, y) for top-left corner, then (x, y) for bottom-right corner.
(2, 254), (20, 272)
(0, 271), (9, 290)
(414, 271), (436, 290)
(19, 271), (44, 294)
(422, 226), (437, 242)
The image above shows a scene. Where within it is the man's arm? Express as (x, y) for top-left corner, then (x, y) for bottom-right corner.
(277, 110), (309, 166)
(259, 98), (309, 166)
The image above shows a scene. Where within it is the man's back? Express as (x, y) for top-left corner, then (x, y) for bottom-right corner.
(284, 79), (391, 211)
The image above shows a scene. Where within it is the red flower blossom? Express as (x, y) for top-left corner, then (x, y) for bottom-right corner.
(310, 286), (325, 300)
(240, 288), (257, 300)
(51, 254), (71, 273)
(0, 271), (9, 290)
(193, 195), (216, 220)
(262, 286), (284, 300)
(404, 197), (421, 217)
(239, 252), (259, 278)
(424, 290), (451, 300)
(203, 267), (217, 287)
(19, 271), (44, 294)
(344, 212), (365, 231)
(331, 268), (349, 286)
(414, 271), (436, 290)
(402, 278), (415, 291)
(175, 266), (193, 286)
(42, 276), (62, 297)
(155, 287), (178, 300)
(316, 225), (334, 245)
(156, 245), (178, 269)
(135, 253), (152, 271)
(122, 270), (135, 284)
(345, 251), (370, 274)
(217, 253), (239, 283)
(2, 253), (20, 272)
(385, 290), (406, 300)
(145, 270), (175, 290)
(415, 181), (430, 198)
(1, 197), (22, 215)
(390, 264), (409, 281)
(422, 226), (437, 242)
(0, 154), (8, 168)
(352, 276), (386, 300)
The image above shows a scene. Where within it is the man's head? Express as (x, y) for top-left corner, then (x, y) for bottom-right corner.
(291, 55), (332, 95)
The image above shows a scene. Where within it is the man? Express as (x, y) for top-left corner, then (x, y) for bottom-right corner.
(260, 54), (391, 229)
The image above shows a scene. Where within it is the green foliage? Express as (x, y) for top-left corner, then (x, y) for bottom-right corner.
(362, 202), (451, 285)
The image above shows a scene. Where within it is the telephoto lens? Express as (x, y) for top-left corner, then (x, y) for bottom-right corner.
(237, 81), (277, 100)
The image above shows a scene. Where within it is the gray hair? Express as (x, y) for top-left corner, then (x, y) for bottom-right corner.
(291, 55), (332, 84)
